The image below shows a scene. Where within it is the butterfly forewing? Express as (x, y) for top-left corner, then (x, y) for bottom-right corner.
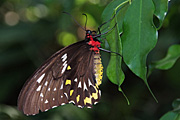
(18, 40), (103, 115)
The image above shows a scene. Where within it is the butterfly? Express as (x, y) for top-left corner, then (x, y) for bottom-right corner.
(17, 28), (104, 115)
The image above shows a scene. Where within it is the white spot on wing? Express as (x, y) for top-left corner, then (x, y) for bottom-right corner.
(45, 81), (48, 86)
(53, 98), (55, 101)
(36, 85), (42, 91)
(61, 61), (67, 74)
(48, 88), (50, 91)
(94, 102), (98, 105)
(54, 87), (56, 91)
(78, 81), (81, 88)
(40, 93), (43, 97)
(87, 106), (91, 108)
(61, 53), (67, 62)
(61, 95), (63, 98)
(69, 100), (75, 104)
(83, 82), (88, 91)
(74, 78), (77, 82)
(37, 73), (45, 83)
(45, 99), (48, 104)
(61, 103), (65, 105)
(60, 83), (63, 89)
(63, 60), (67, 66)
(88, 78), (93, 86)
(78, 105), (82, 108)
(52, 106), (57, 108)
(64, 93), (68, 98)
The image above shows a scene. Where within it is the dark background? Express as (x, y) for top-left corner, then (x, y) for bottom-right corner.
(0, 0), (180, 120)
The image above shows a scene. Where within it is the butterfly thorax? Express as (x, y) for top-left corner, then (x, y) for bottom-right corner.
(85, 30), (103, 86)
(85, 30), (101, 54)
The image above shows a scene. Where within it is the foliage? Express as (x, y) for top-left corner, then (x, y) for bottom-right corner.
(160, 99), (180, 120)
(101, 0), (179, 102)
(101, 0), (170, 101)
(148, 44), (180, 76)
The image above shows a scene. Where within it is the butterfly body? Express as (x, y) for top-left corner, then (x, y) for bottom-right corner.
(18, 30), (103, 115)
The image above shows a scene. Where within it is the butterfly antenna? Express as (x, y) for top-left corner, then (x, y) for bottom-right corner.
(99, 47), (122, 57)
(63, 11), (85, 31)
(94, 23), (117, 37)
(82, 13), (87, 30)
(98, 14), (116, 33)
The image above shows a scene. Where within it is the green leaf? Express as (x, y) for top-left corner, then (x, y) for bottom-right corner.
(0, 104), (28, 120)
(106, 23), (124, 86)
(150, 44), (180, 71)
(153, 0), (169, 29)
(101, 0), (131, 104)
(122, 0), (157, 80)
(121, 0), (157, 101)
(172, 98), (180, 112)
(118, 87), (130, 105)
(160, 111), (179, 120)
(102, 0), (130, 86)
(160, 99), (180, 120)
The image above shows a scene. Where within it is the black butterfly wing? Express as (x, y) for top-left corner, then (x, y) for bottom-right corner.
(18, 40), (103, 115)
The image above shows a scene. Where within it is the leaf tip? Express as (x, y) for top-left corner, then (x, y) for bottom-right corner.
(118, 86), (130, 105)
(145, 81), (158, 103)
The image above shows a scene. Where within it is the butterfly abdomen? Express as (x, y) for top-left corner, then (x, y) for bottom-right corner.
(93, 54), (103, 86)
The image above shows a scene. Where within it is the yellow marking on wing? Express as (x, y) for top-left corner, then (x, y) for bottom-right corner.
(70, 90), (74, 96)
(76, 95), (80, 103)
(84, 96), (92, 105)
(92, 86), (98, 100)
(92, 93), (98, 99)
(65, 79), (71, 85)
(67, 65), (71, 70)
(95, 83), (98, 88)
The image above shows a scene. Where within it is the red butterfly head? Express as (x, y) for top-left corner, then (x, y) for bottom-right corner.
(85, 30), (101, 54)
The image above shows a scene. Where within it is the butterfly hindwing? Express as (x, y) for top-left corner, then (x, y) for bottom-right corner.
(18, 40), (103, 115)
